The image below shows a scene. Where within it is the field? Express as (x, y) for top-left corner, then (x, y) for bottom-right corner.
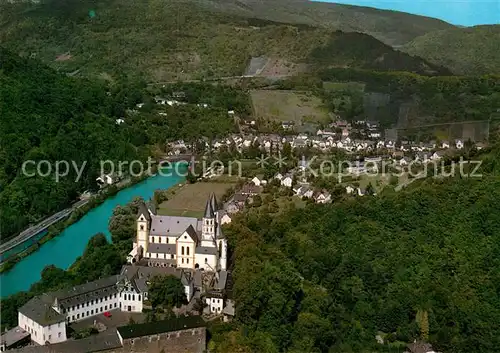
(323, 81), (365, 92)
(157, 181), (237, 218)
(250, 90), (330, 124)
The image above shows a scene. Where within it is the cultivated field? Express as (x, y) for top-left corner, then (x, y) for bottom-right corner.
(157, 181), (236, 218)
(251, 90), (330, 124)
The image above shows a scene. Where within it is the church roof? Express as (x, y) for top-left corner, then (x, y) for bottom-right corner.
(176, 224), (199, 243)
(137, 202), (151, 222)
(203, 197), (215, 218)
(148, 243), (176, 254)
(150, 215), (198, 236)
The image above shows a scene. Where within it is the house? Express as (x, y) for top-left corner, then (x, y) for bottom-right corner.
(1, 326), (30, 351)
(314, 191), (331, 204)
(251, 176), (266, 186)
(399, 157), (411, 166)
(115, 118), (125, 125)
(347, 162), (366, 175)
(455, 139), (464, 149)
(441, 141), (450, 149)
(241, 184), (261, 196)
(226, 202), (240, 214)
(227, 110), (235, 116)
(219, 211), (232, 225)
(295, 185), (313, 199)
(357, 187), (366, 196)
(282, 121), (294, 130)
(345, 185), (356, 194)
(222, 299), (235, 322)
(431, 151), (445, 160)
(281, 175), (293, 188)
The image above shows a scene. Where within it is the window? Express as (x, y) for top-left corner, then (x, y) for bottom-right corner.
(171, 254), (174, 259)
(181, 246), (185, 255)
(182, 258), (184, 264)
(58, 332), (61, 338)
(48, 335), (51, 341)
(187, 259), (189, 264)
(187, 247), (190, 256)
(77, 314), (80, 319)
(159, 237), (161, 243)
(87, 311), (89, 316)
(132, 295), (135, 301)
(91, 310), (94, 315)
(138, 295), (141, 301)
(105, 305), (107, 310)
(140, 225), (144, 231)
(114, 303), (117, 308)
(152, 236), (155, 243)
(205, 258), (207, 263)
(77, 304), (80, 309)
(166, 238), (169, 243)
(72, 315), (75, 321)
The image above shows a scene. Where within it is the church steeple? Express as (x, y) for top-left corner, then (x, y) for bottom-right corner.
(210, 193), (217, 213)
(203, 197), (215, 219)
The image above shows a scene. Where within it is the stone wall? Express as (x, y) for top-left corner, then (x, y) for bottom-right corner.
(104, 327), (206, 353)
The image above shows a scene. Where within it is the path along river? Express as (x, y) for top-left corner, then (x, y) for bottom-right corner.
(0, 166), (186, 297)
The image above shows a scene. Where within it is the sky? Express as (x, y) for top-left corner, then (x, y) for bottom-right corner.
(314, 0), (500, 26)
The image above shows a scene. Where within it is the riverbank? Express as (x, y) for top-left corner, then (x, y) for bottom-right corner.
(0, 172), (152, 275)
(0, 164), (186, 297)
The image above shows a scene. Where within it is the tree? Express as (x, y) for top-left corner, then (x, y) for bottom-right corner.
(148, 275), (187, 309)
(192, 298), (207, 315)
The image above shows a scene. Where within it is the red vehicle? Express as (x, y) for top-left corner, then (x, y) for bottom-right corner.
(103, 311), (112, 318)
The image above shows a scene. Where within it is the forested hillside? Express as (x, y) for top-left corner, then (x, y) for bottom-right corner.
(0, 0), (448, 81)
(403, 25), (500, 75)
(0, 48), (241, 241)
(216, 149), (500, 353)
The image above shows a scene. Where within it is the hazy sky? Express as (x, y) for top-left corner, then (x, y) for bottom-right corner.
(314, 0), (500, 26)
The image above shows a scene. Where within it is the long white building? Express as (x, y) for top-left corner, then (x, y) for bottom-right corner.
(18, 267), (194, 346)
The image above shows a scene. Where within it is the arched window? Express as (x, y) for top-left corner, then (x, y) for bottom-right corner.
(140, 225), (144, 231)
(187, 247), (190, 256)
(166, 238), (169, 243)
(152, 237), (155, 243)
(159, 237), (161, 243)
(182, 246), (185, 255)
(205, 258), (208, 263)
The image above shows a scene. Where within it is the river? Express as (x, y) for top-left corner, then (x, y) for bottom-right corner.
(0, 167), (185, 298)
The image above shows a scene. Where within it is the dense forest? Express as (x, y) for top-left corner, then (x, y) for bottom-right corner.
(0, 48), (242, 241)
(213, 147), (500, 353)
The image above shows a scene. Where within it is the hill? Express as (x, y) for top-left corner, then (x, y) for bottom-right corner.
(194, 0), (455, 46)
(0, 0), (449, 81)
(403, 25), (500, 75)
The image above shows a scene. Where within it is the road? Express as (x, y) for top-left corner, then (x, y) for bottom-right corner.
(147, 74), (290, 86)
(0, 199), (90, 258)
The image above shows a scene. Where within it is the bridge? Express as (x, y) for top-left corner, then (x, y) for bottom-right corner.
(159, 154), (195, 164)
(0, 199), (89, 262)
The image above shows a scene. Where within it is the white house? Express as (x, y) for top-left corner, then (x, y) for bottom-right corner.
(345, 185), (356, 194)
(314, 191), (331, 204)
(455, 140), (464, 149)
(18, 298), (67, 346)
(251, 176), (263, 186)
(96, 174), (114, 186)
(281, 175), (293, 188)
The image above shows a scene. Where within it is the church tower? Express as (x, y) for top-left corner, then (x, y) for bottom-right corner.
(137, 203), (151, 254)
(201, 195), (216, 247)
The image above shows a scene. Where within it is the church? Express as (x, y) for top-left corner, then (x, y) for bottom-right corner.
(128, 193), (228, 272)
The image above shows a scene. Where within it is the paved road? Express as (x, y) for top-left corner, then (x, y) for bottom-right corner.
(0, 199), (90, 257)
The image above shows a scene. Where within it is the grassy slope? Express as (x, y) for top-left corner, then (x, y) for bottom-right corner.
(403, 25), (500, 75)
(0, 0), (448, 81)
